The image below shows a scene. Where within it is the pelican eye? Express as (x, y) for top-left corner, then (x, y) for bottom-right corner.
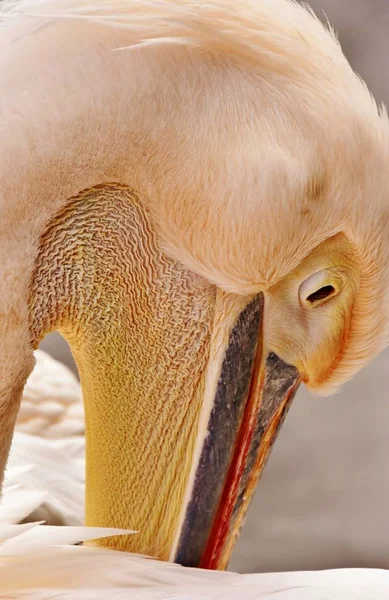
(306, 285), (335, 304)
(299, 271), (340, 308)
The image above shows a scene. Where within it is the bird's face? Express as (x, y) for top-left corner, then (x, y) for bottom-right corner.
(264, 234), (360, 392)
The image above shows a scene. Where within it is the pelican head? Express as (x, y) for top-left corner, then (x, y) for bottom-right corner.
(1, 0), (389, 570)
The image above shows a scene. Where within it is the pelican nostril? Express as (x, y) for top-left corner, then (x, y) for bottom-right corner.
(306, 285), (336, 304)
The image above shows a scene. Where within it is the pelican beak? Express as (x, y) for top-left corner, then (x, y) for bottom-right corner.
(29, 186), (300, 570)
(172, 295), (300, 569)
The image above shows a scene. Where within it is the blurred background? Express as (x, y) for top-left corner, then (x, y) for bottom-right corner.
(40, 0), (389, 574)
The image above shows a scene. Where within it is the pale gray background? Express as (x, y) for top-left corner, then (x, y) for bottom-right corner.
(41, 0), (389, 574)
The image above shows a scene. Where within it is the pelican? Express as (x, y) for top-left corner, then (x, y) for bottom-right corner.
(1, 0), (389, 572)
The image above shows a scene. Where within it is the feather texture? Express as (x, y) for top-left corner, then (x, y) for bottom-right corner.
(0, 0), (344, 76)
(0, 519), (388, 598)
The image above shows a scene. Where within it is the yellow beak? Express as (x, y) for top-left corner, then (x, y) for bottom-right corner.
(29, 184), (300, 569)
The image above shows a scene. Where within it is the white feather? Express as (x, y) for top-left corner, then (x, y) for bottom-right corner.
(16, 350), (84, 439)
